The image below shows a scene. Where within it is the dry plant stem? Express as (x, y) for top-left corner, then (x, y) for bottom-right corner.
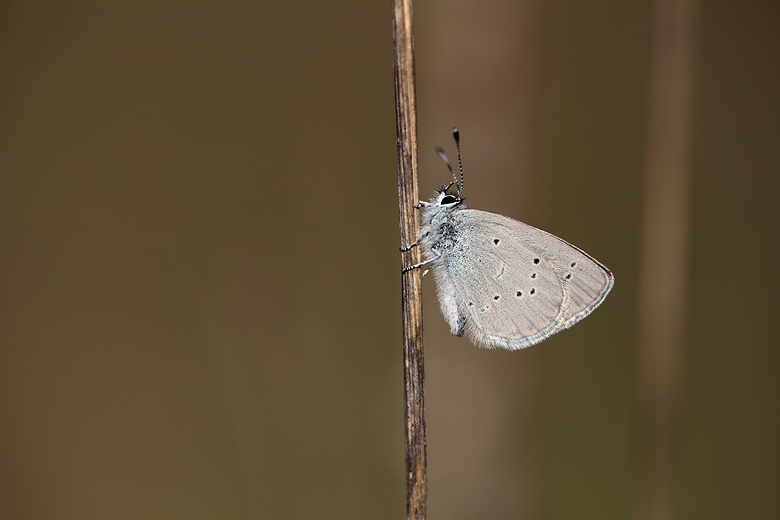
(392, 0), (427, 518)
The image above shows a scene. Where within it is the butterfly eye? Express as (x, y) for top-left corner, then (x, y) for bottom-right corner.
(441, 195), (458, 204)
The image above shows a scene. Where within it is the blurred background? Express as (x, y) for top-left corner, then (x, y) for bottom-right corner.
(1, 0), (778, 519)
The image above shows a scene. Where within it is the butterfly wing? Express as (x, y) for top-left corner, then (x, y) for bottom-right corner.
(445, 209), (613, 349)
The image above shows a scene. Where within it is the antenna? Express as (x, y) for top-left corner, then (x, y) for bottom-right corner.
(435, 147), (459, 195)
(452, 128), (463, 197)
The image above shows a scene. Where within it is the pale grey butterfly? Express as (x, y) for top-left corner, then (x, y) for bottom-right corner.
(402, 128), (614, 350)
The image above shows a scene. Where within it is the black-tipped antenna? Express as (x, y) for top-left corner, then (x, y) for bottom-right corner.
(435, 146), (459, 195)
(452, 128), (463, 197)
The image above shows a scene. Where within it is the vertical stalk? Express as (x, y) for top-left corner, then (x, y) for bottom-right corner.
(392, 0), (426, 518)
(635, 0), (696, 519)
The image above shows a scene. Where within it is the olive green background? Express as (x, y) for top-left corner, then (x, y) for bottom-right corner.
(1, 1), (778, 519)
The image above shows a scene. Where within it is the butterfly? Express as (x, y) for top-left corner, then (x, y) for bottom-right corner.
(402, 129), (613, 349)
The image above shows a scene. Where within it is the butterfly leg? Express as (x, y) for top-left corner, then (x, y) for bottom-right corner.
(402, 248), (440, 273)
(399, 231), (429, 252)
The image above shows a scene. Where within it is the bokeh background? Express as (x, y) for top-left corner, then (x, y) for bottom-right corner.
(2, 1), (778, 519)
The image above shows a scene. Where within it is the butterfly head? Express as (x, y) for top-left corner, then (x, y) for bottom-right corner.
(429, 184), (463, 207)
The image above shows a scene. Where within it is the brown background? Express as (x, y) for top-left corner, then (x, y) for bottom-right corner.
(1, 0), (778, 519)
